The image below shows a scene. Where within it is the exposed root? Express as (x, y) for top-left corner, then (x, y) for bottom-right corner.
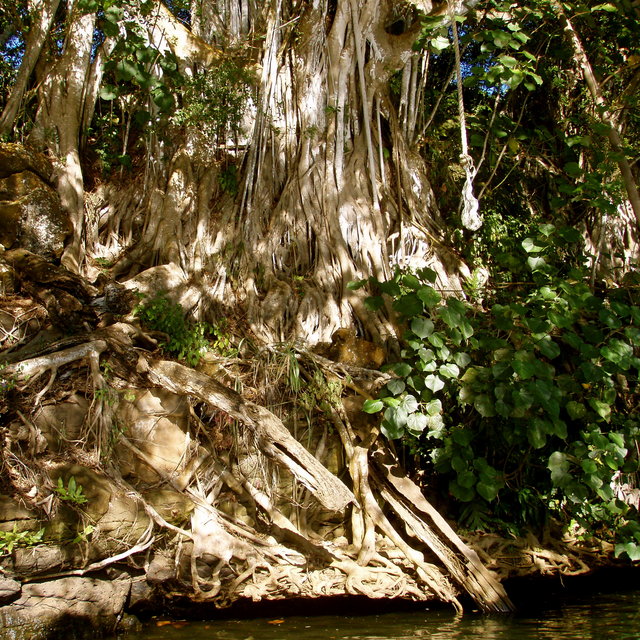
(0, 317), (517, 612)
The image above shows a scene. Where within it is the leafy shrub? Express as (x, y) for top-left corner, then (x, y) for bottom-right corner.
(0, 526), (44, 555)
(134, 293), (236, 365)
(55, 476), (88, 505)
(172, 60), (254, 149)
(355, 224), (640, 544)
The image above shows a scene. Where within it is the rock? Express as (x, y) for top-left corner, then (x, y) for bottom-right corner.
(326, 328), (386, 369)
(0, 259), (15, 295)
(145, 488), (194, 526)
(91, 492), (151, 556)
(0, 495), (40, 531)
(34, 393), (89, 451)
(128, 575), (158, 614)
(146, 551), (177, 585)
(0, 143), (53, 182)
(11, 545), (79, 576)
(122, 263), (187, 298)
(0, 576), (131, 640)
(3, 249), (97, 329)
(0, 171), (70, 258)
(115, 388), (193, 487)
(0, 578), (21, 604)
(49, 464), (112, 524)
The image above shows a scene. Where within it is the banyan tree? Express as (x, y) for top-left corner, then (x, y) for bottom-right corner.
(4, 0), (637, 624)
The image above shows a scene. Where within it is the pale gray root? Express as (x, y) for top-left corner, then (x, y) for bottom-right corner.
(143, 358), (356, 512)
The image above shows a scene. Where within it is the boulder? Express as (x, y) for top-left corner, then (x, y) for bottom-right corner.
(0, 576), (131, 640)
(115, 388), (194, 487)
(34, 393), (90, 451)
(0, 143), (53, 182)
(0, 578), (21, 605)
(0, 170), (70, 258)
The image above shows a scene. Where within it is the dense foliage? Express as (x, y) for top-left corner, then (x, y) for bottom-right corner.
(0, 0), (638, 558)
(356, 224), (640, 557)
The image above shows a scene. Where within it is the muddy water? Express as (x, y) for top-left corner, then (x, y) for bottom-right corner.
(117, 588), (640, 640)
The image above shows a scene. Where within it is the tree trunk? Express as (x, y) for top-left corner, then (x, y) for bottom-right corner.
(35, 2), (97, 272)
(0, 0), (61, 137)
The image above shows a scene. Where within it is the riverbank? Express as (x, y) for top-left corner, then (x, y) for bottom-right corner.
(1, 538), (637, 640)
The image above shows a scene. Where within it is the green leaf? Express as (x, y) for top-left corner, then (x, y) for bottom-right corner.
(387, 379), (405, 395)
(116, 59), (138, 82)
(452, 428), (473, 446)
(439, 363), (460, 378)
(401, 274), (422, 290)
(381, 420), (404, 440)
(379, 280), (402, 296)
(425, 374), (445, 392)
(535, 335), (560, 359)
(418, 348), (436, 363)
(589, 398), (611, 422)
(598, 308), (622, 329)
(527, 256), (547, 272)
(548, 451), (571, 487)
(499, 54), (518, 68)
(382, 406), (408, 439)
(458, 470), (477, 489)
(474, 394), (496, 417)
(364, 295), (384, 311)
(609, 432), (625, 448)
(393, 294), (423, 317)
(99, 84), (119, 101)
(411, 317), (435, 339)
(438, 306), (462, 328)
(459, 318), (474, 340)
(566, 400), (587, 420)
(428, 333), (445, 348)
(430, 35), (450, 52)
(362, 399), (384, 413)
(417, 286), (441, 308)
(449, 479), (475, 502)
(601, 339), (633, 369)
(406, 412), (428, 435)
(425, 399), (442, 416)
(513, 358), (537, 380)
(476, 480), (500, 502)
(453, 352), (471, 368)
(401, 394), (419, 414)
(528, 418), (548, 449)
(522, 237), (545, 253)
(393, 362), (412, 377)
(615, 542), (640, 561)
(152, 85), (174, 112)
(591, 3), (618, 11)
(347, 279), (368, 290)
(417, 267), (437, 283)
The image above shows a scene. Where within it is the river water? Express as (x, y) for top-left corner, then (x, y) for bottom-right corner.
(116, 587), (640, 640)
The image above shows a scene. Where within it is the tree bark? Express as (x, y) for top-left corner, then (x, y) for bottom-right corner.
(0, 0), (61, 137)
(35, 2), (97, 272)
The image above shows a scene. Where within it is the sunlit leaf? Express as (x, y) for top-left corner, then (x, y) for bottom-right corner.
(362, 399), (383, 413)
(411, 317), (434, 339)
